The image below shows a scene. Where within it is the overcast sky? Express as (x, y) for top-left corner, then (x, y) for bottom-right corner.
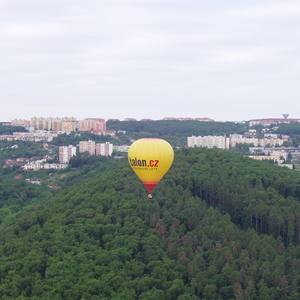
(1, 0), (300, 121)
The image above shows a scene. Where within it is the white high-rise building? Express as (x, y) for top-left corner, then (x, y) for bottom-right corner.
(187, 136), (227, 149)
(96, 142), (113, 157)
(188, 134), (289, 149)
(59, 145), (76, 164)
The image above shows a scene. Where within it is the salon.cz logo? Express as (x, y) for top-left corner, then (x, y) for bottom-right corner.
(129, 158), (159, 168)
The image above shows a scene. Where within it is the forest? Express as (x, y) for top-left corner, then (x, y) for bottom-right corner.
(276, 123), (300, 135)
(0, 141), (47, 164)
(107, 120), (248, 147)
(0, 149), (300, 299)
(276, 124), (300, 147)
(52, 133), (121, 146)
(0, 124), (27, 135)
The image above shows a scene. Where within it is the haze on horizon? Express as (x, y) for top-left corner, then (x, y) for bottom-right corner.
(1, 0), (300, 122)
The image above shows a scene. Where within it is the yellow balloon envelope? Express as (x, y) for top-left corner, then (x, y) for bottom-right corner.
(128, 138), (174, 197)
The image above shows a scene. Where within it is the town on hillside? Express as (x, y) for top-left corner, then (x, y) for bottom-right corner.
(1, 115), (300, 180)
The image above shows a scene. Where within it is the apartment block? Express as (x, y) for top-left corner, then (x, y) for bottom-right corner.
(187, 136), (227, 149)
(95, 142), (113, 157)
(79, 140), (96, 155)
(187, 134), (289, 149)
(79, 118), (106, 134)
(30, 117), (78, 133)
(59, 145), (77, 164)
(62, 120), (78, 133)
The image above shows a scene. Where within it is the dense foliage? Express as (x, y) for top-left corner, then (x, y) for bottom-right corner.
(52, 133), (121, 146)
(175, 149), (300, 245)
(0, 168), (52, 216)
(276, 124), (300, 135)
(0, 124), (27, 135)
(0, 149), (300, 299)
(275, 124), (300, 147)
(0, 141), (48, 165)
(107, 120), (248, 147)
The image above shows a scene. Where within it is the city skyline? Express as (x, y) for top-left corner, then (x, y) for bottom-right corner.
(1, 0), (300, 121)
(4, 114), (300, 123)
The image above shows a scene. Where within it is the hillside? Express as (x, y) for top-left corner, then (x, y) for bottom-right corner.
(0, 150), (300, 299)
(0, 124), (27, 135)
(275, 124), (300, 147)
(107, 120), (248, 147)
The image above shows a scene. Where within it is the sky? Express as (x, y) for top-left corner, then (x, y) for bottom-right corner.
(0, 0), (300, 121)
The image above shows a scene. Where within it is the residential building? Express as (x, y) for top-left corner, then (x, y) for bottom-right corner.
(249, 118), (300, 127)
(187, 136), (227, 149)
(59, 145), (77, 164)
(30, 117), (78, 133)
(195, 117), (214, 122)
(43, 163), (68, 170)
(0, 132), (57, 142)
(187, 134), (289, 149)
(62, 120), (78, 133)
(23, 159), (68, 171)
(79, 118), (106, 134)
(96, 142), (113, 157)
(51, 119), (63, 132)
(124, 118), (137, 121)
(163, 117), (214, 122)
(22, 159), (47, 171)
(248, 155), (285, 164)
(11, 119), (31, 127)
(114, 145), (130, 152)
(79, 140), (96, 155)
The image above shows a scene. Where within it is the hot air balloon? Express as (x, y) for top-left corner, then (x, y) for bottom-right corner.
(128, 138), (174, 198)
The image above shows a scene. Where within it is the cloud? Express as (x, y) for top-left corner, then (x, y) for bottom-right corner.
(0, 0), (300, 121)
(225, 0), (300, 19)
